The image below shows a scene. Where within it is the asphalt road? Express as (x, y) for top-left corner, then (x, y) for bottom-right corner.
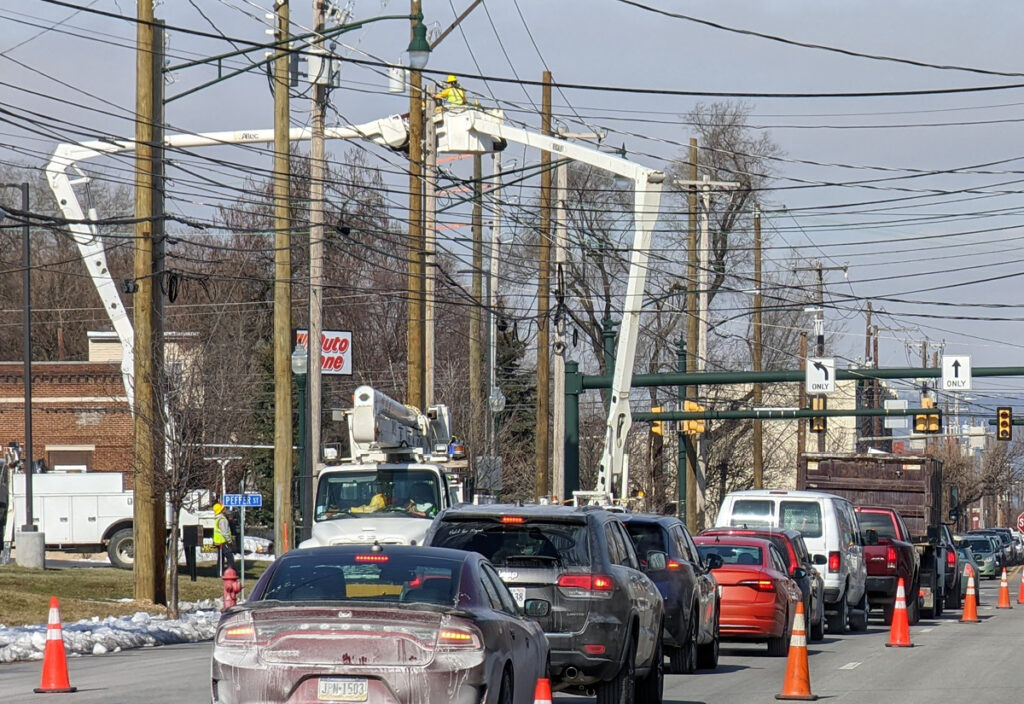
(0, 577), (1015, 703)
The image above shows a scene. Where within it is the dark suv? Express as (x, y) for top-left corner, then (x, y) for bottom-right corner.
(619, 514), (720, 673)
(424, 504), (664, 703)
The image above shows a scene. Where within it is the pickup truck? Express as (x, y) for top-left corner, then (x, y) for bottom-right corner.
(855, 507), (921, 624)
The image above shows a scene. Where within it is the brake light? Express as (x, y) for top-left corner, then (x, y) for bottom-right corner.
(667, 559), (683, 570)
(828, 551), (841, 572)
(216, 614), (255, 646)
(557, 574), (615, 597)
(354, 554), (389, 563)
(501, 516), (526, 524)
(946, 550), (956, 568)
(886, 546), (898, 570)
(739, 579), (775, 592)
(438, 628), (482, 650)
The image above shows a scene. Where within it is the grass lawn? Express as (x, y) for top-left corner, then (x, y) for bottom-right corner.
(0, 561), (269, 627)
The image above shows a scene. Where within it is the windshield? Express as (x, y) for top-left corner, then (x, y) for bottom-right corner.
(315, 469), (441, 521)
(430, 519), (591, 568)
(697, 544), (763, 566)
(857, 511), (897, 540)
(259, 552), (462, 606)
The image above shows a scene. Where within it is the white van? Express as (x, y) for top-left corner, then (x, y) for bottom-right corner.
(715, 489), (868, 634)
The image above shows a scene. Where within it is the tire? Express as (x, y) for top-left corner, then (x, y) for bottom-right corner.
(849, 591), (869, 632)
(596, 632), (635, 704)
(670, 610), (698, 674)
(882, 603), (894, 626)
(826, 591), (848, 634)
(908, 580), (921, 625)
(107, 528), (134, 570)
(635, 624), (663, 704)
(696, 606), (720, 669)
(766, 609), (790, 657)
(809, 596), (825, 642)
(497, 667), (513, 704)
(934, 587), (944, 618)
(945, 578), (963, 610)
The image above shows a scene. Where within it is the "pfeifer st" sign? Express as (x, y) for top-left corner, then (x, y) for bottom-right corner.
(296, 329), (353, 375)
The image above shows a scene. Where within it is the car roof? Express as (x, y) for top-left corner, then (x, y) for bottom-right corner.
(284, 544), (477, 562)
(617, 513), (681, 527)
(722, 489), (846, 501)
(700, 526), (801, 541)
(437, 503), (606, 520)
(854, 506), (896, 513)
(694, 535), (776, 550)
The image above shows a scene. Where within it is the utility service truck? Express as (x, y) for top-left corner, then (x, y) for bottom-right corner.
(299, 386), (463, 549)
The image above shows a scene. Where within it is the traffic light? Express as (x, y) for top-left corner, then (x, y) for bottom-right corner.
(914, 397), (942, 434)
(683, 400), (706, 435)
(650, 406), (663, 436)
(997, 406), (1013, 441)
(810, 395), (827, 434)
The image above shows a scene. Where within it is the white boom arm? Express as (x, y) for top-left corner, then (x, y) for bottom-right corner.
(441, 109), (665, 501)
(45, 117), (408, 407)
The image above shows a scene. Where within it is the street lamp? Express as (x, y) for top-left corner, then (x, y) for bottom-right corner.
(290, 342), (311, 542)
(407, 14), (431, 70)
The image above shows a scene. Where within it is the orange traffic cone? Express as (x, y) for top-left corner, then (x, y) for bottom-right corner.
(532, 677), (553, 704)
(960, 570), (980, 623)
(775, 600), (817, 701)
(998, 568), (1013, 609)
(1018, 567), (1024, 605)
(34, 596), (76, 693)
(885, 577), (914, 647)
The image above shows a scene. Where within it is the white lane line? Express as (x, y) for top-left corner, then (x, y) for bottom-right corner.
(919, 627), (933, 633)
(839, 662), (861, 670)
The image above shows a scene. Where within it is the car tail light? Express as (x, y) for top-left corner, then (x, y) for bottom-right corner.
(216, 613), (255, 646)
(667, 559), (683, 570)
(501, 516), (526, 524)
(354, 554), (389, 563)
(583, 644), (606, 655)
(438, 628), (483, 650)
(828, 551), (841, 572)
(557, 574), (615, 598)
(947, 550), (956, 568)
(739, 579), (775, 592)
(886, 546), (898, 571)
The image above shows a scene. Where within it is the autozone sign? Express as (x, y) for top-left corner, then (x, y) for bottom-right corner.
(295, 329), (353, 375)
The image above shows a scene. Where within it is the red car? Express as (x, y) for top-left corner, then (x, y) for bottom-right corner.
(693, 535), (803, 657)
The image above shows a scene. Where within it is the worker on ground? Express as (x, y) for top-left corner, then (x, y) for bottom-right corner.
(437, 75), (466, 106)
(212, 502), (235, 572)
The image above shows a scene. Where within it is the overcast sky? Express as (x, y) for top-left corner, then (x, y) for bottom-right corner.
(5, 0), (1024, 420)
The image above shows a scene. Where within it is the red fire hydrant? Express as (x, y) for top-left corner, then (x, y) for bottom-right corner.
(222, 566), (242, 611)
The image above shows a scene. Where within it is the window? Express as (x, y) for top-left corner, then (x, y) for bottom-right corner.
(615, 523), (640, 570)
(481, 564), (519, 615)
(697, 545), (762, 565)
(779, 501), (823, 538)
(730, 499), (774, 528)
(605, 525), (627, 566)
(46, 448), (93, 472)
(430, 520), (590, 567)
(674, 526), (697, 564)
(624, 523), (665, 565)
(857, 511), (898, 540)
(769, 547), (788, 574)
(314, 468), (441, 520)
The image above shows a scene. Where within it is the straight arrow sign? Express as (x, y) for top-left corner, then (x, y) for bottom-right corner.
(941, 355), (971, 391)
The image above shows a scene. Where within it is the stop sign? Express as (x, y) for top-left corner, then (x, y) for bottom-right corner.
(1017, 512), (1024, 531)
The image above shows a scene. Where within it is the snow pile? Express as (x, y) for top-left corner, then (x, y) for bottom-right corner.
(0, 600), (223, 663)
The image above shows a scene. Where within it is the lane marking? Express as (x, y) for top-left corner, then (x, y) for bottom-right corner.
(839, 662), (861, 670)
(919, 627), (933, 633)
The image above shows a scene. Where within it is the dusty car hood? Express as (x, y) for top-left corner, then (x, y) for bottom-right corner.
(301, 516), (432, 548)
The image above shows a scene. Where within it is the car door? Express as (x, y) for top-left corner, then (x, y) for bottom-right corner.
(481, 563), (536, 697)
(838, 500), (866, 601)
(675, 525), (715, 642)
(769, 546), (801, 618)
(614, 521), (661, 666)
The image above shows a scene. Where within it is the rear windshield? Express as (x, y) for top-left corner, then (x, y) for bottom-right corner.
(966, 538), (994, 554)
(729, 499), (774, 528)
(623, 523), (667, 559)
(258, 552), (462, 606)
(857, 511), (897, 540)
(779, 501), (823, 538)
(430, 519), (590, 568)
(697, 544), (762, 566)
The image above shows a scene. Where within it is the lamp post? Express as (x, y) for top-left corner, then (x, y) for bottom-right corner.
(291, 342), (310, 542)
(1, 182), (43, 569)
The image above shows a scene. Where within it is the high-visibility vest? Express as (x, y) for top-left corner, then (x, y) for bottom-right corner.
(213, 514), (230, 545)
(439, 86), (465, 106)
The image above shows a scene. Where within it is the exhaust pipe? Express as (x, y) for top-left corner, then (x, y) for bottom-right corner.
(563, 667), (579, 680)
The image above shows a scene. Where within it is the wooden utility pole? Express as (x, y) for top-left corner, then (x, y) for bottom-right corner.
(406, 0), (425, 410)
(469, 155), (483, 478)
(423, 93), (438, 406)
(535, 71), (552, 498)
(685, 138), (698, 529)
(797, 331), (807, 469)
(133, 0), (164, 604)
(752, 205), (763, 489)
(864, 302), (873, 446)
(272, 0), (293, 555)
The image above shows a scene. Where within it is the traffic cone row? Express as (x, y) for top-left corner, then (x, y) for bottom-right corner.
(34, 596), (76, 694)
(775, 600), (817, 701)
(885, 577), (914, 647)
(532, 677), (552, 704)
(961, 569), (980, 623)
(997, 568), (1013, 609)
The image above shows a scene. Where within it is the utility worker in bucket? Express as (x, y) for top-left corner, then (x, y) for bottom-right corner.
(437, 75), (466, 106)
(212, 502), (235, 571)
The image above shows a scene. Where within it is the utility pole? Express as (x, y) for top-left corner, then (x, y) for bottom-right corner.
(797, 331), (807, 469)
(536, 71), (552, 499)
(406, 0), (425, 410)
(423, 91), (438, 406)
(552, 158), (567, 501)
(752, 205), (763, 489)
(470, 155), (483, 486)
(306, 0), (327, 542)
(273, 0), (293, 555)
(864, 302), (874, 447)
(487, 153), (505, 492)
(133, 0), (164, 604)
(685, 138), (698, 530)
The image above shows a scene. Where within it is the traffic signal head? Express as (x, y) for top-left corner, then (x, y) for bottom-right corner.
(810, 395), (827, 433)
(997, 406), (1013, 441)
(651, 406), (663, 436)
(914, 397), (941, 434)
(683, 400), (706, 435)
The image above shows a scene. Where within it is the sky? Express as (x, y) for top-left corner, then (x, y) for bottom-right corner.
(4, 0), (1024, 423)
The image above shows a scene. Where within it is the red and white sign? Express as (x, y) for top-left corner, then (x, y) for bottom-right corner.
(1017, 511), (1024, 532)
(295, 329), (352, 375)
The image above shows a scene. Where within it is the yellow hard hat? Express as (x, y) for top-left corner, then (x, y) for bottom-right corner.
(213, 502), (224, 514)
(446, 74), (458, 83)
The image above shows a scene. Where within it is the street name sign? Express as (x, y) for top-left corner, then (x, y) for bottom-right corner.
(884, 399), (909, 429)
(222, 493), (263, 508)
(941, 355), (972, 391)
(806, 357), (835, 394)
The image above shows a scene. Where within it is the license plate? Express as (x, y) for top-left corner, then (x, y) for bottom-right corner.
(317, 678), (368, 702)
(510, 587), (526, 608)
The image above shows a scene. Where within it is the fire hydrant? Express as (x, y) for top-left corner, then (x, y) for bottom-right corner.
(222, 566), (242, 611)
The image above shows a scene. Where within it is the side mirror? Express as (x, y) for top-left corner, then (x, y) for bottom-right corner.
(523, 599), (550, 618)
(813, 553), (828, 565)
(863, 529), (879, 546)
(926, 525), (940, 543)
(792, 567), (808, 581)
(705, 553), (724, 569)
(646, 551), (668, 571)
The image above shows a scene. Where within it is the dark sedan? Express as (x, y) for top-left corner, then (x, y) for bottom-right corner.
(211, 545), (550, 704)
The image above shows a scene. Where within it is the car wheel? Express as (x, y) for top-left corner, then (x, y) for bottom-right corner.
(934, 587), (944, 618)
(907, 580), (921, 625)
(945, 582), (962, 610)
(849, 591), (869, 631)
(766, 610), (790, 657)
(635, 624), (663, 704)
(826, 591), (848, 634)
(696, 606), (720, 669)
(596, 632), (635, 704)
(107, 529), (135, 570)
(809, 597), (825, 642)
(670, 610), (698, 674)
(497, 667), (513, 704)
